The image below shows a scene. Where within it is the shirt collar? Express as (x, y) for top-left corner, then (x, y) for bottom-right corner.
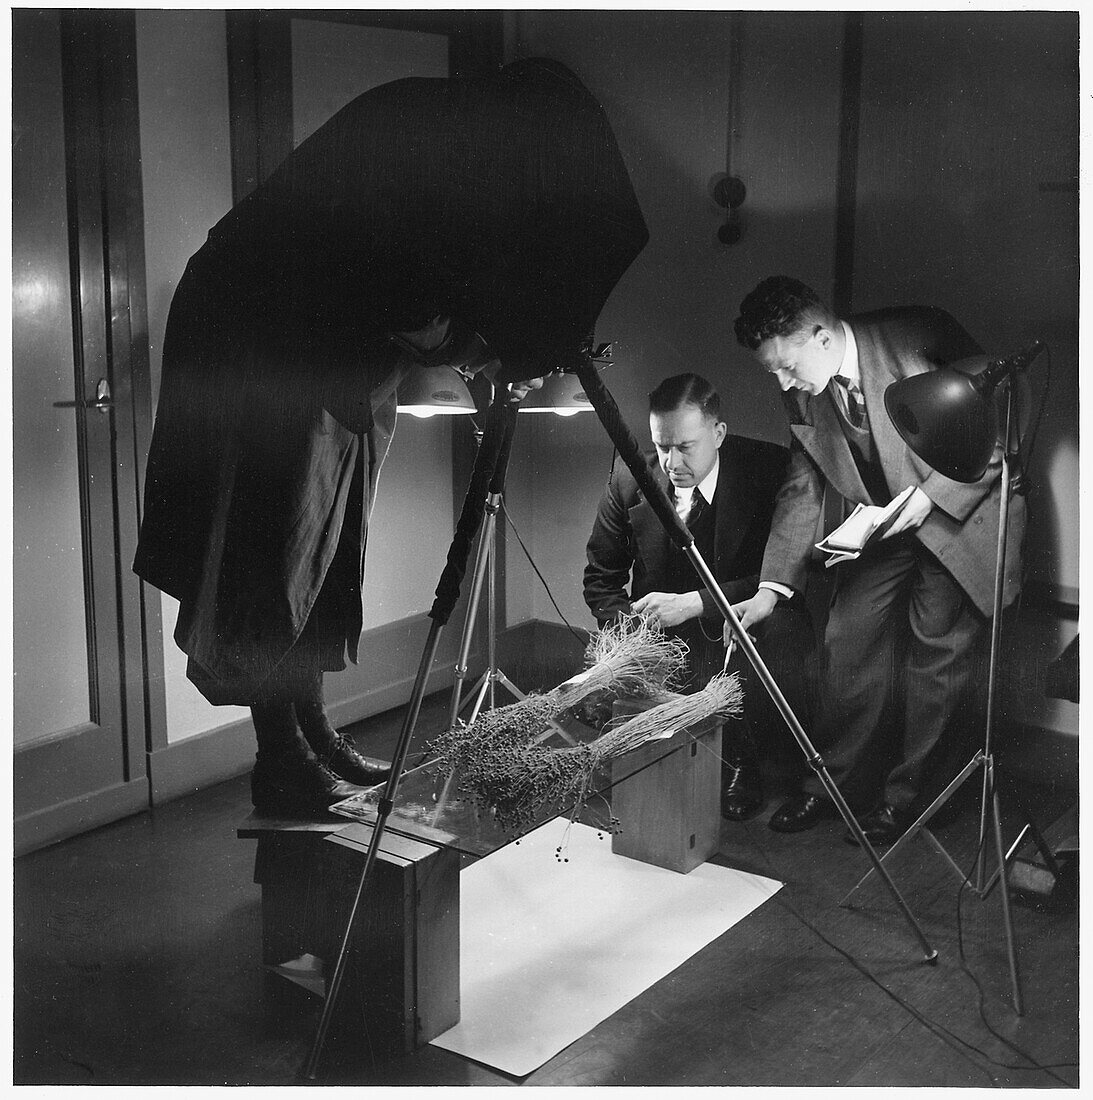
(674, 454), (720, 512)
(835, 319), (860, 385)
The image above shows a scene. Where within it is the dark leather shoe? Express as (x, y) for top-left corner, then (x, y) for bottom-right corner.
(768, 792), (837, 833)
(721, 760), (764, 821)
(844, 803), (910, 848)
(251, 752), (367, 817)
(318, 735), (391, 787)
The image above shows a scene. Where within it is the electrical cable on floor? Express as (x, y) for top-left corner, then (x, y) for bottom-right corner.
(690, 737), (1075, 1085)
(501, 500), (588, 646)
(951, 772), (1076, 1081)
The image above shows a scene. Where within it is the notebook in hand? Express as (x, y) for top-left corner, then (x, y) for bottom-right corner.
(815, 485), (917, 566)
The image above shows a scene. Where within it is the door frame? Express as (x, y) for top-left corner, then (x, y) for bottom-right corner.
(14, 10), (153, 854)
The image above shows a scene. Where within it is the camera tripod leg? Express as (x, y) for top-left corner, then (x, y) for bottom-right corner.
(841, 751), (984, 905)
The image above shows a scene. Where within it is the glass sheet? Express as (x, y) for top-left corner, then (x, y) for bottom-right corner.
(329, 694), (722, 859)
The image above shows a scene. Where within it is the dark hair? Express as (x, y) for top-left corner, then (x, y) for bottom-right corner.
(648, 373), (722, 421)
(734, 275), (833, 350)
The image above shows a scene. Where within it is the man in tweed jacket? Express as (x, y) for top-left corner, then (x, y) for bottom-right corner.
(731, 276), (1023, 845)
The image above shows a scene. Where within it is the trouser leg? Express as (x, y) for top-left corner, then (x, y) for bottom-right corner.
(289, 668), (391, 787)
(802, 539), (916, 808)
(884, 547), (984, 811)
(290, 669), (340, 756)
(250, 700), (308, 759)
(745, 599), (816, 783)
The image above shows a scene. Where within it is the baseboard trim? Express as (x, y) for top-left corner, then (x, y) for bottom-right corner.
(494, 618), (591, 693)
(15, 778), (149, 856)
(148, 617), (466, 805)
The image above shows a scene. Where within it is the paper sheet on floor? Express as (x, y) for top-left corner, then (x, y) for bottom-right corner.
(430, 817), (781, 1077)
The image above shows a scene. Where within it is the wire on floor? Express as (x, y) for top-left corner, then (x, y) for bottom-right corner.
(690, 737), (1075, 1084)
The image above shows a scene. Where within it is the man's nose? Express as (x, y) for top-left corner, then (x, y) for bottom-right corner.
(776, 371), (795, 392)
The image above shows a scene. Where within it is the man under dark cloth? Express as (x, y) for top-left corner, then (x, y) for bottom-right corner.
(133, 60), (649, 817)
(583, 373), (815, 821)
(730, 276), (1024, 846)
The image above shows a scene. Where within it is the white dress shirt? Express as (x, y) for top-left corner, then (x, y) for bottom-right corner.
(674, 455), (720, 519)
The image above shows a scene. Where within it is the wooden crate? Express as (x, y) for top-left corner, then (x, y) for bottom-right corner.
(610, 723), (722, 873)
(238, 814), (459, 1058)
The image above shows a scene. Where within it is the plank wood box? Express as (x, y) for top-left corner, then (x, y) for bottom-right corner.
(238, 814), (459, 1056)
(609, 721), (722, 874)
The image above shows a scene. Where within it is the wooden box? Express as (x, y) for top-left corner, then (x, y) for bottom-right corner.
(609, 722), (722, 874)
(238, 814), (460, 1057)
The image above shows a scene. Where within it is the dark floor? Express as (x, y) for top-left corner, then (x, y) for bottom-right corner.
(14, 691), (1079, 1087)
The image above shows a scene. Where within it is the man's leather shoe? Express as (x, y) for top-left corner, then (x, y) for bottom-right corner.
(318, 735), (391, 787)
(768, 792), (837, 833)
(844, 803), (909, 848)
(251, 751), (367, 817)
(721, 760), (764, 821)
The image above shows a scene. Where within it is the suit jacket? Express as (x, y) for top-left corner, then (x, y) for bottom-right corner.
(760, 307), (1024, 616)
(584, 435), (791, 624)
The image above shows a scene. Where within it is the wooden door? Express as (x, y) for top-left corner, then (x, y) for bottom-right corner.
(13, 10), (152, 852)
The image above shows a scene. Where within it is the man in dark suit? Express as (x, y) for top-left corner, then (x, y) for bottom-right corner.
(584, 373), (814, 821)
(731, 276), (1024, 845)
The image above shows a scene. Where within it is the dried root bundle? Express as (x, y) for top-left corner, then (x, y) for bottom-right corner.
(561, 613), (689, 707)
(429, 661), (743, 834)
(430, 613), (686, 785)
(587, 672), (743, 765)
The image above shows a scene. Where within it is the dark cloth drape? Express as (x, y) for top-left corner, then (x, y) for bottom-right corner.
(134, 58), (648, 705)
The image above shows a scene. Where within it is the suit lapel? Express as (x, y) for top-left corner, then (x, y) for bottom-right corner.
(630, 463), (672, 580)
(711, 442), (750, 570)
(790, 391), (872, 505)
(853, 318), (926, 492)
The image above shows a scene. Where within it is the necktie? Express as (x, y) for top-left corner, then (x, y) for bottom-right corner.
(833, 375), (866, 429)
(685, 489), (706, 530)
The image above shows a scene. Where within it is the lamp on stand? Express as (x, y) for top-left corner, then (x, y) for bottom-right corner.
(444, 369), (597, 732)
(842, 339), (1062, 1014)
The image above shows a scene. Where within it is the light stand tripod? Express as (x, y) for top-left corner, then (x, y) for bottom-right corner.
(842, 357), (1060, 1015)
(446, 425), (526, 732)
(572, 353), (939, 965)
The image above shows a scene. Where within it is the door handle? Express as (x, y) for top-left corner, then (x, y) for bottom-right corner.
(54, 378), (114, 413)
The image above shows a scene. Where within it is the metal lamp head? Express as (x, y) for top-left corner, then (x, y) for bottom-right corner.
(883, 355), (998, 482)
(396, 364), (477, 418)
(516, 370), (594, 416)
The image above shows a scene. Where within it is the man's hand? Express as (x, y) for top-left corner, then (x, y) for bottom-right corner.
(880, 486), (933, 538)
(631, 590), (703, 629)
(723, 588), (778, 646)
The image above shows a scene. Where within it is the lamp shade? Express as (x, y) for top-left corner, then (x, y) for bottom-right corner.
(516, 370), (594, 415)
(396, 365), (476, 418)
(883, 355), (997, 482)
